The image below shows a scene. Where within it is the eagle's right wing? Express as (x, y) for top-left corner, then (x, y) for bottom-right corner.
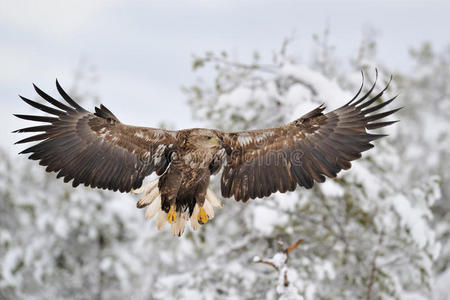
(14, 81), (178, 192)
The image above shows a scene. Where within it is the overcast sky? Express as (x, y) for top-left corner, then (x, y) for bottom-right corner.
(1, 0), (449, 152)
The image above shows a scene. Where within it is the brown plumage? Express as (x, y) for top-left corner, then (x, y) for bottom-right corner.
(14, 71), (400, 235)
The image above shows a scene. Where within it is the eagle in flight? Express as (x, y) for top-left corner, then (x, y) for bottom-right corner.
(14, 71), (399, 236)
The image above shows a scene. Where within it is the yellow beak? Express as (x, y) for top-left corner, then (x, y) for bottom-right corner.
(209, 137), (220, 146)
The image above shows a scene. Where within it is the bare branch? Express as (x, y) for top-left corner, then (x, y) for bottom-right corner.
(287, 239), (304, 255)
(254, 259), (279, 271)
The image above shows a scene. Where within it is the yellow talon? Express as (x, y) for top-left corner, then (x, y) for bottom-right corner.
(167, 205), (176, 223)
(198, 206), (208, 224)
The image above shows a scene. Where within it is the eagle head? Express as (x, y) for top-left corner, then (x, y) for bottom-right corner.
(187, 129), (222, 149)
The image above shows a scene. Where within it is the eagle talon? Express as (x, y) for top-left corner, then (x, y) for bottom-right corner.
(197, 206), (208, 224)
(167, 205), (176, 223)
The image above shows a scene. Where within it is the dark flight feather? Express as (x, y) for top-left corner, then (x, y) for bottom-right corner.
(15, 81), (178, 192)
(218, 73), (400, 201)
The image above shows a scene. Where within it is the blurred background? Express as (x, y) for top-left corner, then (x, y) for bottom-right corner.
(1, 0), (449, 299)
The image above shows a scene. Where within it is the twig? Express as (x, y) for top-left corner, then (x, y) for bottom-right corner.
(209, 56), (277, 74)
(287, 239), (304, 255)
(254, 259), (279, 271)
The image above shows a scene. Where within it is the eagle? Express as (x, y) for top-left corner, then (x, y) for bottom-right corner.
(14, 71), (400, 236)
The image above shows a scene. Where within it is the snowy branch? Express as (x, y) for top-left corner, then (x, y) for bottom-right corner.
(254, 239), (304, 299)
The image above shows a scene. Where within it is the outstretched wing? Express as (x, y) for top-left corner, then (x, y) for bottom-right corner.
(218, 71), (400, 201)
(14, 80), (178, 192)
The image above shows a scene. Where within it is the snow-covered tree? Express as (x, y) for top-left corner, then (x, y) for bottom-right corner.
(0, 70), (165, 299)
(394, 43), (450, 299)
(181, 36), (442, 299)
(1, 33), (448, 300)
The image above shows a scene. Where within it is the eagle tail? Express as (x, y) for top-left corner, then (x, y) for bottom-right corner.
(132, 179), (223, 236)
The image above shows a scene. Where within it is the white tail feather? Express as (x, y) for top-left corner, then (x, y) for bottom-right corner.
(206, 188), (223, 208)
(190, 205), (200, 231)
(171, 212), (187, 236)
(156, 211), (167, 229)
(144, 196), (161, 219)
(203, 200), (214, 219)
(134, 179), (223, 235)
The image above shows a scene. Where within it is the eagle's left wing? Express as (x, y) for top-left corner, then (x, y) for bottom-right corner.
(218, 73), (400, 201)
(14, 81), (178, 192)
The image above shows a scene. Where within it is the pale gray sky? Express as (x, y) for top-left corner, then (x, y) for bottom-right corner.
(1, 0), (449, 152)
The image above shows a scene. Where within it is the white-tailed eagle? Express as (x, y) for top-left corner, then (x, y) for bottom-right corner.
(14, 71), (400, 236)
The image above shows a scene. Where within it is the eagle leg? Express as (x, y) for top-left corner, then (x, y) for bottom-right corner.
(192, 170), (211, 224)
(167, 204), (176, 223)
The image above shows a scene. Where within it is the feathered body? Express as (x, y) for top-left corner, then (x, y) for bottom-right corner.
(157, 129), (222, 216)
(14, 71), (400, 235)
